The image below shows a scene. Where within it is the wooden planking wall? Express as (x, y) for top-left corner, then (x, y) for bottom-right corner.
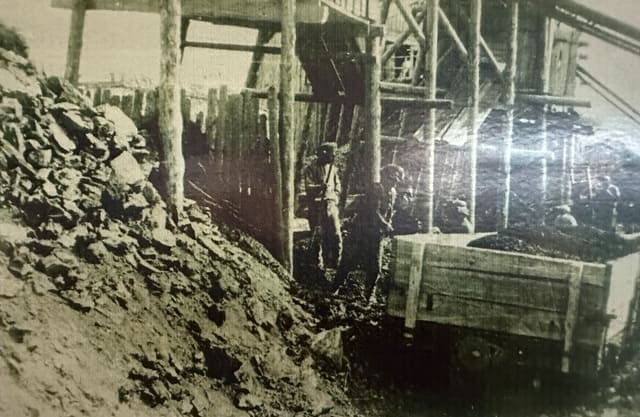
(387, 235), (610, 350)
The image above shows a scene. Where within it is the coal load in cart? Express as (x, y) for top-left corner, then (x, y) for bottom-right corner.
(386, 232), (640, 378)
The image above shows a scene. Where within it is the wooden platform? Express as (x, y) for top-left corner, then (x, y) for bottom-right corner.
(51, 0), (330, 27)
(387, 233), (640, 376)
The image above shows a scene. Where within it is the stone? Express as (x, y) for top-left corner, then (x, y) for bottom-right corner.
(110, 151), (145, 186)
(31, 272), (56, 295)
(84, 133), (109, 160)
(59, 111), (92, 135)
(123, 192), (148, 215)
(1, 97), (23, 118)
(152, 228), (176, 251)
(235, 393), (262, 410)
(0, 222), (29, 255)
(310, 328), (344, 368)
(0, 274), (24, 298)
(100, 105), (137, 137)
(25, 148), (52, 168)
(198, 236), (227, 261)
(86, 241), (109, 264)
(41, 181), (57, 198)
(49, 121), (76, 153)
(0, 68), (40, 96)
(40, 249), (77, 278)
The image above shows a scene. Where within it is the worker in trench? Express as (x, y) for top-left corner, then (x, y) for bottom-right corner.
(304, 142), (342, 277)
(332, 164), (405, 303)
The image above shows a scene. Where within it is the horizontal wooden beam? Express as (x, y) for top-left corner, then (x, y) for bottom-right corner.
(243, 88), (452, 108)
(51, 0), (329, 25)
(380, 81), (445, 97)
(516, 94), (591, 108)
(182, 41), (281, 54)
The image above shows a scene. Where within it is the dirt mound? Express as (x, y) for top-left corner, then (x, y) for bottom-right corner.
(0, 47), (358, 417)
(468, 226), (640, 263)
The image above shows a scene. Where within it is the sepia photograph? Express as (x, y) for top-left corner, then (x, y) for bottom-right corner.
(1, 0), (640, 416)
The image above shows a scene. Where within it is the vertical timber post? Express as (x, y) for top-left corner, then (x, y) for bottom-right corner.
(364, 33), (382, 185)
(539, 15), (551, 225)
(64, 0), (86, 86)
(498, 0), (518, 231)
(420, 0), (439, 232)
(280, 0), (297, 273)
(158, 0), (185, 221)
(467, 0), (481, 233)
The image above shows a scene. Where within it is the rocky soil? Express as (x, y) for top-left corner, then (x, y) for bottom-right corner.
(0, 45), (357, 417)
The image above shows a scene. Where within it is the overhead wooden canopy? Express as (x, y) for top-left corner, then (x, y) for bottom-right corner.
(51, 0), (329, 26)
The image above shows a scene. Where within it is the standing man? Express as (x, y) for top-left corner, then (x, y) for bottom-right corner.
(304, 142), (342, 274)
(333, 164), (405, 303)
(593, 175), (621, 232)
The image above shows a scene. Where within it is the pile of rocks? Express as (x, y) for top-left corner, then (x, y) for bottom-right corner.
(0, 47), (348, 417)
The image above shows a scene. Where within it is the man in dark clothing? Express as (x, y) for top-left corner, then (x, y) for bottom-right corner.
(593, 175), (621, 232)
(332, 164), (405, 302)
(304, 142), (342, 272)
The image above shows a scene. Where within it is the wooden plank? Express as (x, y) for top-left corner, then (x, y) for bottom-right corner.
(121, 94), (134, 117)
(437, 7), (468, 59)
(182, 41), (280, 54)
(215, 86), (228, 163)
(562, 264), (584, 373)
(391, 240), (608, 287)
(64, 0), (86, 86)
(132, 89), (145, 122)
(205, 88), (218, 149)
(517, 94), (591, 108)
(158, 0), (185, 220)
(403, 242), (426, 332)
(268, 87), (285, 263)
(387, 290), (604, 346)
(143, 88), (157, 117)
(93, 86), (102, 107)
(51, 0), (329, 25)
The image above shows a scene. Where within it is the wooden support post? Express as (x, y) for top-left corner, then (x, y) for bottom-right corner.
(562, 264), (584, 373)
(339, 105), (361, 212)
(280, 0), (297, 273)
(93, 87), (102, 107)
(158, 0), (185, 220)
(132, 89), (145, 123)
(561, 133), (569, 205)
(101, 89), (111, 107)
(539, 16), (551, 225)
(295, 104), (316, 198)
(109, 95), (121, 107)
(181, 88), (191, 122)
(144, 89), (158, 120)
(569, 132), (576, 197)
(206, 88), (218, 150)
(336, 102), (354, 146)
(415, 0), (439, 232)
(364, 34), (382, 185)
(467, 0), (481, 233)
(269, 86), (285, 264)
(121, 94), (134, 117)
(498, 0), (518, 232)
(411, 45), (425, 86)
(215, 86), (228, 163)
(64, 0), (86, 86)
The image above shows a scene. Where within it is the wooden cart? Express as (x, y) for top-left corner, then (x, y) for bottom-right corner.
(386, 233), (640, 377)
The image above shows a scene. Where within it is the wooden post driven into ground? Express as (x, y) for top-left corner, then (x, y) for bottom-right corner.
(268, 87), (285, 263)
(158, 0), (185, 220)
(498, 0), (518, 231)
(364, 31), (382, 185)
(415, 0), (439, 232)
(64, 0), (87, 85)
(467, 0), (481, 233)
(539, 16), (552, 225)
(280, 0), (297, 273)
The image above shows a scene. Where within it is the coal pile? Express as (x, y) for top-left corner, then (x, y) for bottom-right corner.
(468, 226), (640, 263)
(0, 46), (359, 417)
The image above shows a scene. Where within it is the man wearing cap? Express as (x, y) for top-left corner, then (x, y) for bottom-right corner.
(304, 142), (342, 273)
(333, 164), (405, 303)
(593, 175), (620, 232)
(553, 204), (578, 228)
